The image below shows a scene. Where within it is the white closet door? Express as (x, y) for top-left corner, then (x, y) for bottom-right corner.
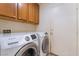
(50, 4), (77, 56)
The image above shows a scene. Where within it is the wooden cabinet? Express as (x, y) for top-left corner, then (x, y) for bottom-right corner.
(28, 3), (39, 24)
(17, 3), (29, 21)
(0, 3), (17, 18)
(0, 3), (39, 24)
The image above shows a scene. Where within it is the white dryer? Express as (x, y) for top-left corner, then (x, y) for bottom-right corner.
(0, 32), (39, 56)
(36, 32), (49, 56)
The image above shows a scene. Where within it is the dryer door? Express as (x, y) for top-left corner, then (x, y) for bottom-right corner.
(42, 36), (49, 53)
(15, 42), (39, 56)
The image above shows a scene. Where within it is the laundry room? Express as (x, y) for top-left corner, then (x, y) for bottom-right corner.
(0, 2), (79, 56)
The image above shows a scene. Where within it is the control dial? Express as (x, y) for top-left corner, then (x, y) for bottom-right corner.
(25, 36), (30, 41)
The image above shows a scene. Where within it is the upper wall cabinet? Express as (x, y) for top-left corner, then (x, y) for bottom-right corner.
(0, 3), (17, 18)
(17, 3), (29, 21)
(0, 3), (39, 24)
(28, 3), (39, 24)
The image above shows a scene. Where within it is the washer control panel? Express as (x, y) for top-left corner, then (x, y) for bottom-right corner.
(1, 36), (23, 49)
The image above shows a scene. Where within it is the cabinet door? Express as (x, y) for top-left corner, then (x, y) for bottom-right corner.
(18, 3), (29, 21)
(50, 4), (77, 56)
(34, 4), (39, 24)
(0, 3), (17, 18)
(28, 3), (39, 24)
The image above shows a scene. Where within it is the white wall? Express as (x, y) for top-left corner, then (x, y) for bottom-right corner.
(36, 4), (52, 52)
(36, 3), (64, 54)
(51, 4), (77, 56)
(0, 19), (36, 33)
(37, 3), (77, 56)
(36, 3), (64, 53)
(36, 4), (50, 33)
(36, 3), (63, 32)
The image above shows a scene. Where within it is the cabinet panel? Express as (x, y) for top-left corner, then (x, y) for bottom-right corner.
(18, 3), (29, 21)
(28, 4), (35, 22)
(28, 3), (39, 24)
(34, 4), (39, 24)
(0, 3), (17, 18)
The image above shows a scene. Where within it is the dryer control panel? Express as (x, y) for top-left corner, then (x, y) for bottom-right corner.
(31, 34), (36, 39)
(30, 34), (38, 41)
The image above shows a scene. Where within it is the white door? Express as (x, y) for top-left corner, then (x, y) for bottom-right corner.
(50, 4), (77, 56)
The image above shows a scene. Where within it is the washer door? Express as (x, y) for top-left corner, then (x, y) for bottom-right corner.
(15, 42), (39, 56)
(42, 36), (49, 53)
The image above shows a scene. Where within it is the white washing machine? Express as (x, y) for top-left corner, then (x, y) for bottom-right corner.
(0, 32), (39, 56)
(36, 32), (49, 56)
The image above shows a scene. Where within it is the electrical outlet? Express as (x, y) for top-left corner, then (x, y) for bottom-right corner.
(3, 29), (11, 33)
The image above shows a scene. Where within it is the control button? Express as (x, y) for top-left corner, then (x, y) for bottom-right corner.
(25, 36), (30, 41)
